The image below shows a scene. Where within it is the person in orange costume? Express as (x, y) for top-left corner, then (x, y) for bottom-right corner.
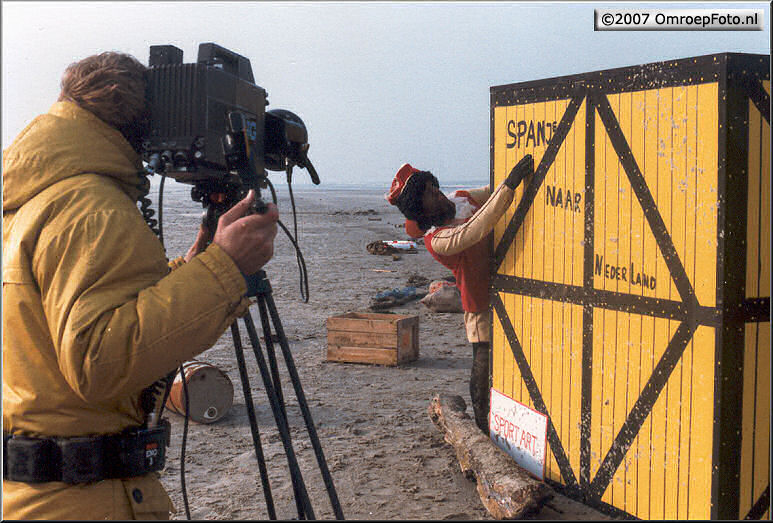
(386, 156), (533, 433)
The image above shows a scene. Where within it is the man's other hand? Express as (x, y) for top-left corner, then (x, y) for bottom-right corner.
(212, 190), (279, 275)
(184, 221), (211, 263)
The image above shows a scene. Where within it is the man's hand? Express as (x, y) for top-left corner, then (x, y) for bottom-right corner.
(505, 154), (534, 190)
(212, 190), (279, 275)
(184, 221), (211, 263)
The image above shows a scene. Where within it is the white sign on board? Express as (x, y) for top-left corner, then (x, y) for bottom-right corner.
(489, 388), (548, 480)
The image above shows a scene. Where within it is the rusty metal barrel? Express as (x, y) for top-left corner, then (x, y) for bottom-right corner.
(165, 360), (234, 424)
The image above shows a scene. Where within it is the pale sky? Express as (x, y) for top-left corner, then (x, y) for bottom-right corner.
(2, 1), (770, 186)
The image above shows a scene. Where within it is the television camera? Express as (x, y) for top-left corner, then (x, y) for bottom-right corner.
(141, 43), (341, 520)
(142, 43), (319, 229)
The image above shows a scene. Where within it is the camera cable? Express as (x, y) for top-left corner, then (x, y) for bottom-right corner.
(179, 363), (192, 520)
(265, 177), (310, 303)
(284, 170), (308, 302)
(139, 172), (195, 519)
(157, 175), (195, 520)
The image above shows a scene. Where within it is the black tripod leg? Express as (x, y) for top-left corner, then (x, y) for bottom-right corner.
(254, 298), (288, 426)
(242, 310), (315, 520)
(263, 296), (345, 520)
(231, 323), (277, 520)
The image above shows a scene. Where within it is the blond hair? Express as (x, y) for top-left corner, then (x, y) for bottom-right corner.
(58, 52), (147, 138)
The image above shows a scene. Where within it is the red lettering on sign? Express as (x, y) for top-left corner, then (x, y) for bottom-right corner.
(492, 409), (544, 458)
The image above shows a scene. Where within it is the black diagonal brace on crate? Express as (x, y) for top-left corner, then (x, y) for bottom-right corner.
(744, 485), (771, 520)
(593, 93), (700, 310)
(493, 94), (584, 271)
(586, 318), (699, 501)
(492, 294), (580, 491)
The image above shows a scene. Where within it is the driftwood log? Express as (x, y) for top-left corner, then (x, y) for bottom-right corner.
(428, 394), (553, 519)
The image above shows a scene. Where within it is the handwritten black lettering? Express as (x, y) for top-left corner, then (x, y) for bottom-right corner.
(594, 255), (657, 290)
(505, 119), (557, 148)
(546, 184), (582, 213)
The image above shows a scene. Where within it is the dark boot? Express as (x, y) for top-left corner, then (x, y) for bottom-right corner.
(470, 342), (491, 435)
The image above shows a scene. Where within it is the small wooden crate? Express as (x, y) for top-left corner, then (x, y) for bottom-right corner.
(326, 312), (419, 366)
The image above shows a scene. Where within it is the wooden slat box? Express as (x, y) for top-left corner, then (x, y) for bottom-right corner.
(326, 312), (419, 366)
(490, 53), (770, 520)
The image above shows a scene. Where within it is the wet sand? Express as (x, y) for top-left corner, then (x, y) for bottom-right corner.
(154, 181), (611, 520)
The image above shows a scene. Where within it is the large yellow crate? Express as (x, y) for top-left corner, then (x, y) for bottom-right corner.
(489, 53), (769, 520)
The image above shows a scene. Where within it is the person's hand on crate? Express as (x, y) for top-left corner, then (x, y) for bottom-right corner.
(505, 154), (534, 190)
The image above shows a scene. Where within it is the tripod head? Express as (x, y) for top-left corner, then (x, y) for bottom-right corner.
(188, 111), (268, 235)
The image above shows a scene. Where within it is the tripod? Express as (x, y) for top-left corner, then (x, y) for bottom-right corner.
(227, 268), (344, 520)
(172, 110), (341, 519)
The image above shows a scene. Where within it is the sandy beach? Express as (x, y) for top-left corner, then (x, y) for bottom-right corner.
(153, 180), (612, 521)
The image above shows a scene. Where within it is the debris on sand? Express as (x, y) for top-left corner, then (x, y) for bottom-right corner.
(420, 285), (463, 313)
(369, 286), (427, 310)
(367, 241), (401, 255)
(428, 280), (456, 294)
(406, 274), (430, 287)
(332, 208), (379, 216)
(367, 240), (418, 255)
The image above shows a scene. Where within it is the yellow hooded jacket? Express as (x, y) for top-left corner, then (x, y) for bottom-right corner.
(2, 102), (251, 519)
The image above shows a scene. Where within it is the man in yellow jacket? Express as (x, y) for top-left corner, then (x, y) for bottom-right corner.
(3, 52), (278, 519)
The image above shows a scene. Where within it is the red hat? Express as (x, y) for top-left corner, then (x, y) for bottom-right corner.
(386, 163), (419, 205)
(404, 219), (426, 238)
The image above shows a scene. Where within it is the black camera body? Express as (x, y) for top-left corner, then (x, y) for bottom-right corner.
(143, 43), (318, 189)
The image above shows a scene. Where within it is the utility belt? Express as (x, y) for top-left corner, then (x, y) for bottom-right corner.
(3, 421), (170, 484)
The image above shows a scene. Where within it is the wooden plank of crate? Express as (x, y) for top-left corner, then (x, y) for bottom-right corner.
(326, 316), (400, 335)
(327, 345), (398, 366)
(341, 311), (412, 321)
(397, 318), (420, 362)
(327, 330), (398, 348)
